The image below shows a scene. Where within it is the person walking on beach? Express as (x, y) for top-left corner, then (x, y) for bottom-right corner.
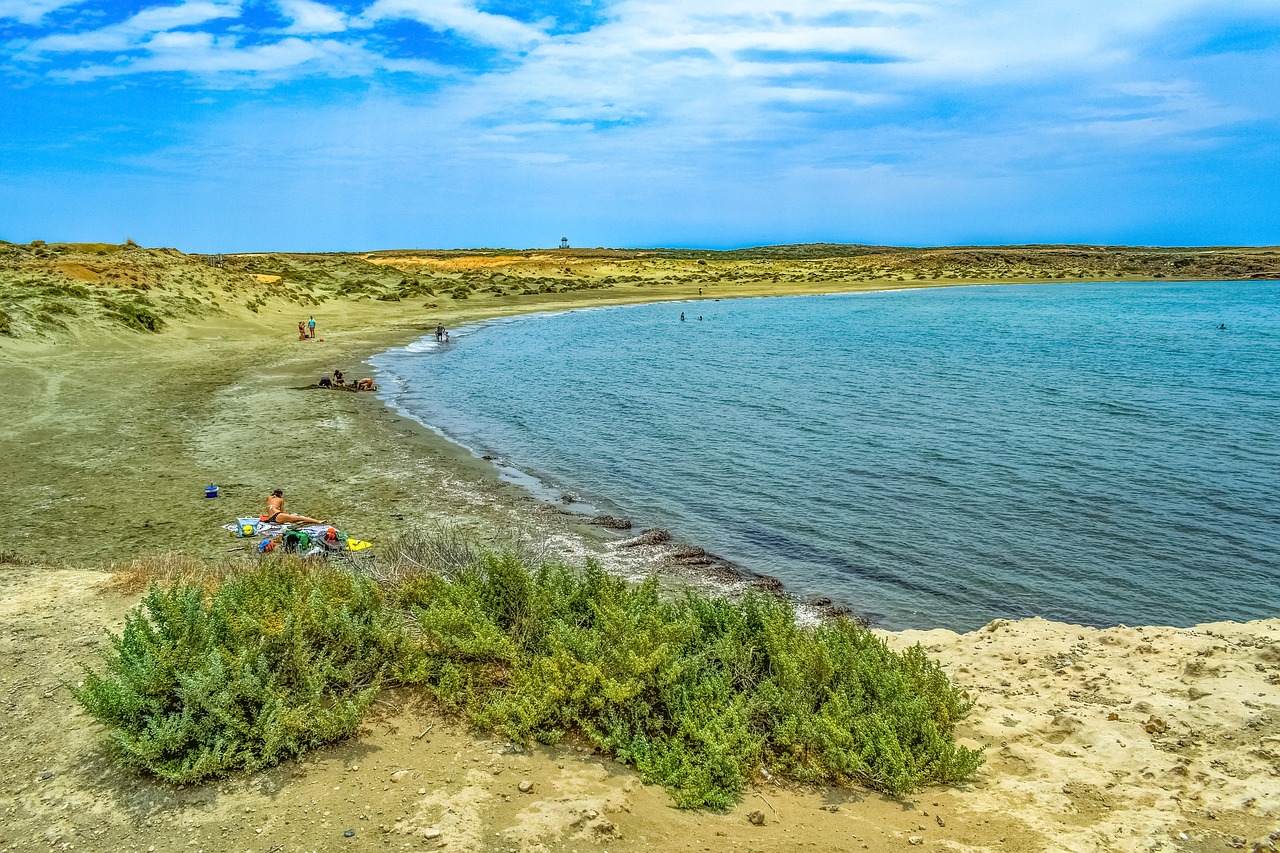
(261, 489), (323, 525)
(308, 316), (316, 339)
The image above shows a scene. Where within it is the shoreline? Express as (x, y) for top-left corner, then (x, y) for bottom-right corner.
(360, 280), (1278, 634)
(3, 271), (1268, 630)
(1, 267), (1273, 633)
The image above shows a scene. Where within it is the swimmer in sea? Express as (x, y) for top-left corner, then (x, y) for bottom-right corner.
(260, 489), (323, 525)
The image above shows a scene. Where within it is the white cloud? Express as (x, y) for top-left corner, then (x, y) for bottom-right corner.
(20, 1), (242, 56)
(13, 0), (446, 81)
(278, 0), (346, 34)
(358, 0), (544, 49)
(57, 33), (447, 81)
(0, 0), (86, 25)
(7, 0), (1273, 158)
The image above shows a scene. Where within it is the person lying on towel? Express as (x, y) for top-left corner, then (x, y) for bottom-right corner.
(261, 489), (323, 525)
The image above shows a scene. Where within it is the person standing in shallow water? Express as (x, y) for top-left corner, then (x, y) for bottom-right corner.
(680, 312), (685, 321)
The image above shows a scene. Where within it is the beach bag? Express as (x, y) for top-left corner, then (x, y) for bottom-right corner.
(281, 530), (311, 553)
(236, 517), (259, 538)
(321, 527), (347, 550)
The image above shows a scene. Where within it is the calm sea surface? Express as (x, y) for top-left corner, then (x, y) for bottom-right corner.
(373, 281), (1280, 630)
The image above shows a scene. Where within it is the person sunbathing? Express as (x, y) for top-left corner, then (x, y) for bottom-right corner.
(261, 489), (323, 524)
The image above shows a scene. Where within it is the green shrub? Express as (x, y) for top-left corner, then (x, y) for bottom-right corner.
(397, 556), (982, 807)
(80, 554), (981, 805)
(74, 561), (405, 783)
(103, 298), (164, 332)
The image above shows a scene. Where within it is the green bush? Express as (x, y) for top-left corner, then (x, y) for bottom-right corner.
(102, 298), (164, 332)
(74, 561), (405, 783)
(80, 554), (981, 805)
(397, 556), (982, 807)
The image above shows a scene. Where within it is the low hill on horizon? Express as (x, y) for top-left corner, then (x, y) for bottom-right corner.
(2, 238), (1277, 340)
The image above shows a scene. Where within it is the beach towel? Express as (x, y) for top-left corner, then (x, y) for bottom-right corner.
(222, 517), (373, 554)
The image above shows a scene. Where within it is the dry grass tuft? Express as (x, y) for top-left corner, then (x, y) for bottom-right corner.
(370, 525), (554, 587)
(105, 551), (237, 595)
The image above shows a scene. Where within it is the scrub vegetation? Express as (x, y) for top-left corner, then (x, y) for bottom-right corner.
(3, 238), (1277, 340)
(75, 548), (982, 808)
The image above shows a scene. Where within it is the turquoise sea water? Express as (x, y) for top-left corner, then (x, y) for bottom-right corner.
(373, 281), (1280, 631)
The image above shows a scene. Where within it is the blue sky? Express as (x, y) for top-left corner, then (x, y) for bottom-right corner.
(2, 0), (1278, 251)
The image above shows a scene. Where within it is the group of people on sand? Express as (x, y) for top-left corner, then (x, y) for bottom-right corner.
(297, 316), (317, 340)
(318, 368), (376, 391)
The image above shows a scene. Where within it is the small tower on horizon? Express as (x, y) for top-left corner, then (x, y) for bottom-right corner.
(560, 237), (569, 250)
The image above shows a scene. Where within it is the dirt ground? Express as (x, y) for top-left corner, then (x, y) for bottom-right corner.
(2, 564), (1277, 853)
(0, 564), (1032, 853)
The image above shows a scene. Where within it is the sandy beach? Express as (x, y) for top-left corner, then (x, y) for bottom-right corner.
(2, 564), (1276, 852)
(1, 243), (1278, 851)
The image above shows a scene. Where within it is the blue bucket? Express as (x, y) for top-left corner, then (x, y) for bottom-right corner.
(205, 484), (219, 499)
